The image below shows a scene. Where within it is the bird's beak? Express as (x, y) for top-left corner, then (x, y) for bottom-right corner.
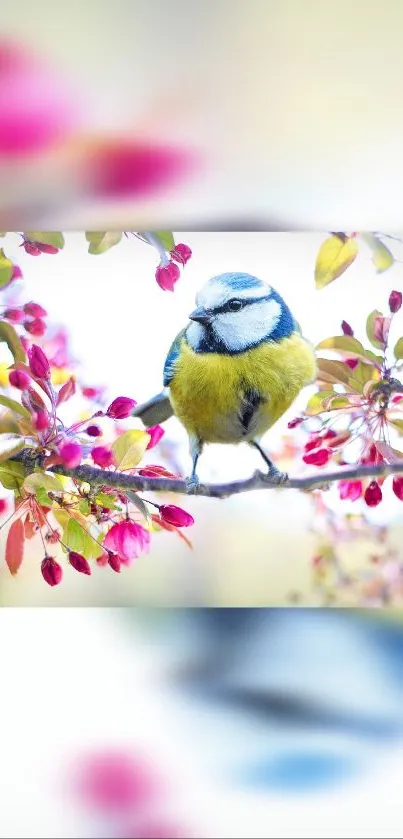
(189, 306), (214, 325)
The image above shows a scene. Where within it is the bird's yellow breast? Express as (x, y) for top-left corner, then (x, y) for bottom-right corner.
(169, 333), (316, 444)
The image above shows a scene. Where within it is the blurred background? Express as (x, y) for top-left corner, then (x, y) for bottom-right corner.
(1, 231), (403, 605)
(1, 607), (403, 838)
(2, 1), (403, 228)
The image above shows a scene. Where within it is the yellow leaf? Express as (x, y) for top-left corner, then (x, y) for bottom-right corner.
(85, 232), (122, 254)
(24, 231), (65, 249)
(0, 433), (24, 463)
(0, 249), (14, 288)
(315, 235), (359, 289)
(316, 358), (351, 386)
(112, 429), (150, 470)
(316, 335), (382, 366)
(0, 363), (10, 387)
(394, 337), (403, 360)
(23, 472), (65, 495)
(305, 390), (336, 415)
(360, 233), (394, 273)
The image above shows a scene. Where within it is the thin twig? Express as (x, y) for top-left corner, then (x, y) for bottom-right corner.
(11, 449), (403, 499)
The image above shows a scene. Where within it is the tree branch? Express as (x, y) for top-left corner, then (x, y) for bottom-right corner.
(12, 450), (403, 499)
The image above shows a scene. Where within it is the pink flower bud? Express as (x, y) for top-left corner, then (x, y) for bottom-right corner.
(0, 499), (7, 514)
(59, 441), (82, 468)
(36, 242), (59, 254)
(146, 425), (165, 449)
(23, 301), (47, 317)
(170, 243), (192, 266)
(68, 551), (91, 575)
(28, 344), (50, 379)
(345, 358), (359, 370)
(86, 424), (101, 437)
(96, 553), (109, 566)
(4, 307), (23, 323)
(9, 369), (30, 390)
(91, 446), (114, 468)
(302, 447), (332, 467)
(304, 435), (322, 453)
(11, 264), (22, 281)
(159, 504), (194, 527)
(23, 242), (41, 255)
(392, 476), (403, 500)
(83, 386), (99, 399)
(364, 480), (382, 507)
(41, 555), (62, 586)
(106, 396), (137, 419)
(287, 416), (303, 429)
(24, 317), (46, 336)
(33, 410), (49, 431)
(107, 552), (121, 573)
(389, 290), (402, 314)
(338, 479), (362, 501)
(155, 261), (180, 291)
(341, 320), (354, 336)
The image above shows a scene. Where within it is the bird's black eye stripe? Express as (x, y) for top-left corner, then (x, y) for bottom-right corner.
(213, 294), (272, 315)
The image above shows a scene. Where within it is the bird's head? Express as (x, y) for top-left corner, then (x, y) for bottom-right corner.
(187, 272), (295, 353)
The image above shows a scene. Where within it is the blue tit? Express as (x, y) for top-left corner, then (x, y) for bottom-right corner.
(133, 272), (316, 488)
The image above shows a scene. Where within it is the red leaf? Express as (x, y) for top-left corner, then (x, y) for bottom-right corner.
(56, 376), (76, 406)
(5, 517), (25, 574)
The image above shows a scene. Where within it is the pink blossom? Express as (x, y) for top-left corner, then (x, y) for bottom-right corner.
(106, 396), (137, 419)
(24, 318), (46, 336)
(87, 140), (193, 199)
(91, 446), (114, 468)
(28, 345), (50, 379)
(146, 425), (165, 449)
(345, 358), (359, 370)
(170, 243), (192, 266)
(41, 556), (62, 586)
(104, 520), (150, 564)
(9, 369), (30, 390)
(86, 424), (101, 437)
(389, 290), (402, 313)
(23, 301), (47, 317)
(155, 261), (180, 291)
(4, 307), (23, 323)
(364, 480), (382, 507)
(68, 551), (91, 575)
(302, 447), (332, 467)
(338, 480), (362, 501)
(59, 441), (82, 469)
(341, 320), (354, 336)
(159, 504), (194, 527)
(73, 751), (160, 812)
(392, 476), (403, 500)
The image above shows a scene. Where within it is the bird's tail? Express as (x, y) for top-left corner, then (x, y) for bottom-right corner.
(132, 389), (174, 427)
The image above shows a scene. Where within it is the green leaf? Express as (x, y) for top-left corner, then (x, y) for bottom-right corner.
(0, 249), (14, 288)
(0, 321), (26, 363)
(325, 395), (352, 410)
(125, 490), (151, 523)
(83, 528), (104, 560)
(24, 231), (65, 249)
(65, 517), (85, 552)
(366, 310), (385, 349)
(0, 395), (31, 420)
(305, 390), (336, 415)
(390, 418), (403, 434)
(360, 233), (394, 273)
(78, 499), (90, 516)
(314, 235), (359, 289)
(153, 231), (175, 252)
(95, 492), (117, 510)
(112, 429), (150, 470)
(0, 434), (24, 463)
(0, 461), (26, 490)
(316, 335), (383, 366)
(394, 337), (403, 360)
(36, 487), (52, 506)
(23, 472), (64, 495)
(85, 231), (122, 254)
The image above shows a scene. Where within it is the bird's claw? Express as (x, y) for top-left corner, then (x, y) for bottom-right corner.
(259, 468), (290, 487)
(186, 475), (201, 494)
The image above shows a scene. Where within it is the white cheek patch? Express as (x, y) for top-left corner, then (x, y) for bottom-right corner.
(213, 299), (282, 351)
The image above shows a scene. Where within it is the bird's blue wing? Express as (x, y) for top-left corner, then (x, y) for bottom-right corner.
(163, 328), (186, 387)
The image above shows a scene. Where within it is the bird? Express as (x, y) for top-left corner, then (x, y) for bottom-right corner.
(133, 272), (316, 489)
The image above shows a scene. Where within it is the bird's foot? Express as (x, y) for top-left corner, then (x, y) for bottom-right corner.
(260, 467), (290, 487)
(301, 481), (331, 493)
(186, 474), (201, 494)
